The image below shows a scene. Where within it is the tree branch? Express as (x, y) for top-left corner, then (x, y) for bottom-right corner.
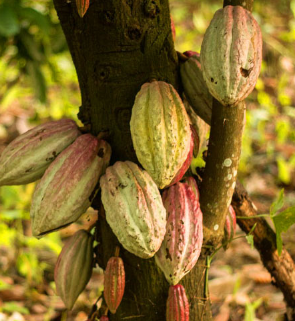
(232, 182), (295, 321)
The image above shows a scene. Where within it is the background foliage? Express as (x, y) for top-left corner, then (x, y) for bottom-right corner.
(0, 0), (294, 320)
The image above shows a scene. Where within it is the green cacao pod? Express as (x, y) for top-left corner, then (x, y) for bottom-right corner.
(180, 54), (212, 125)
(166, 284), (189, 321)
(54, 229), (94, 310)
(155, 182), (203, 285)
(130, 81), (191, 189)
(104, 257), (125, 314)
(100, 161), (166, 259)
(31, 134), (111, 237)
(201, 5), (262, 106)
(0, 119), (80, 186)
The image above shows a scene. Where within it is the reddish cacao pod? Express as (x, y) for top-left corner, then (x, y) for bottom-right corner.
(166, 284), (189, 321)
(223, 205), (237, 247)
(0, 119), (80, 186)
(183, 51), (199, 58)
(182, 176), (200, 202)
(31, 135), (111, 237)
(76, 0), (89, 17)
(155, 182), (203, 285)
(104, 257), (125, 314)
(100, 161), (166, 259)
(54, 230), (94, 310)
(100, 317), (109, 321)
(201, 5), (262, 106)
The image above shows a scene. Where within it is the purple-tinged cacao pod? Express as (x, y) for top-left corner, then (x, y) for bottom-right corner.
(31, 135), (111, 237)
(155, 182), (203, 285)
(166, 284), (189, 321)
(0, 119), (80, 186)
(183, 99), (209, 156)
(104, 257), (125, 314)
(168, 128), (195, 187)
(100, 161), (166, 259)
(223, 205), (237, 247)
(54, 230), (94, 310)
(182, 176), (199, 202)
(180, 54), (212, 125)
(200, 5), (263, 106)
(130, 81), (191, 189)
(183, 51), (199, 59)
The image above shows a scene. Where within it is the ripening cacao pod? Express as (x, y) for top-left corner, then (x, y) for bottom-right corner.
(31, 135), (111, 237)
(223, 205), (237, 248)
(76, 0), (89, 17)
(200, 5), (263, 106)
(168, 128), (195, 187)
(100, 161), (166, 259)
(0, 119), (80, 186)
(183, 176), (199, 201)
(100, 317), (109, 321)
(183, 51), (199, 58)
(171, 15), (176, 41)
(183, 99), (209, 156)
(166, 284), (189, 321)
(104, 257), (125, 314)
(54, 229), (94, 310)
(155, 182), (203, 285)
(180, 54), (212, 125)
(130, 81), (191, 189)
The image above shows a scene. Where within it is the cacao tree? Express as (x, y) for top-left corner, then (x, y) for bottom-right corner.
(1, 0), (295, 320)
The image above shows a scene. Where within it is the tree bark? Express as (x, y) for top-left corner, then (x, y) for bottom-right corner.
(232, 182), (295, 321)
(53, 0), (213, 320)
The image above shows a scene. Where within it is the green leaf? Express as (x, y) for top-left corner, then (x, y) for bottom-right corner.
(2, 302), (29, 314)
(18, 7), (50, 35)
(0, 4), (20, 37)
(270, 189), (284, 217)
(246, 234), (254, 249)
(245, 298), (263, 321)
(272, 206), (295, 255)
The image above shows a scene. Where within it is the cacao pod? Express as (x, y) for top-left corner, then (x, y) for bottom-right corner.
(171, 15), (176, 41)
(54, 229), (94, 310)
(0, 119), (80, 186)
(100, 317), (109, 321)
(182, 176), (199, 201)
(31, 134), (111, 237)
(180, 54), (212, 125)
(166, 284), (189, 321)
(183, 99), (209, 156)
(183, 51), (199, 58)
(155, 182), (203, 285)
(130, 81), (191, 189)
(100, 161), (166, 259)
(200, 5), (263, 106)
(168, 128), (195, 187)
(104, 257), (125, 314)
(223, 205), (237, 248)
(76, 0), (89, 17)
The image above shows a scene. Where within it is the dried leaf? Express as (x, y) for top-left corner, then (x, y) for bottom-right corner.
(76, 0), (90, 18)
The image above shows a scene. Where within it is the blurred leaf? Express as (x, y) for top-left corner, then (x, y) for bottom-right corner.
(246, 234), (254, 249)
(26, 60), (47, 102)
(1, 302), (29, 314)
(244, 298), (263, 321)
(0, 279), (12, 291)
(277, 157), (291, 184)
(0, 4), (20, 37)
(18, 30), (44, 62)
(272, 206), (295, 255)
(18, 7), (50, 35)
(270, 189), (284, 217)
(1, 210), (23, 220)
